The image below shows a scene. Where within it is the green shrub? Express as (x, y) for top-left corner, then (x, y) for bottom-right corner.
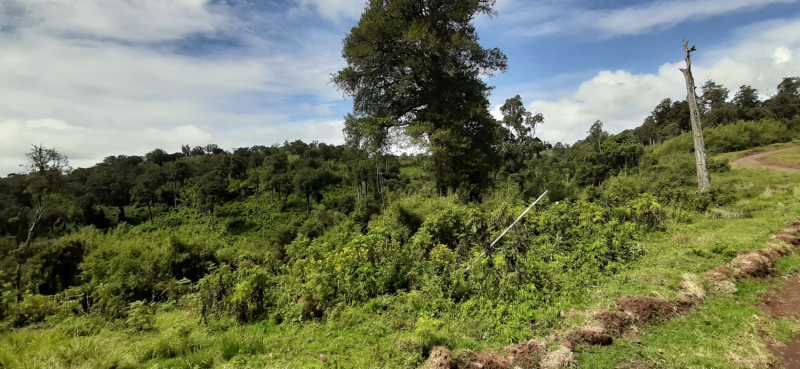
(710, 241), (738, 258)
(126, 301), (156, 331)
(687, 189), (738, 212)
(414, 317), (447, 355)
(6, 294), (59, 327)
(708, 157), (731, 173)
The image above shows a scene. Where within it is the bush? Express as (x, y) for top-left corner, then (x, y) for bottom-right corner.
(6, 294), (59, 327)
(708, 157), (731, 173)
(126, 300), (156, 331)
(414, 317), (447, 355)
(687, 189), (738, 212)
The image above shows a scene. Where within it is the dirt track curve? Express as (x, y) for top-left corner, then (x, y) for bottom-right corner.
(732, 148), (800, 173)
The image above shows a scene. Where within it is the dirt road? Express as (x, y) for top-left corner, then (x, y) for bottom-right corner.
(732, 148), (800, 173)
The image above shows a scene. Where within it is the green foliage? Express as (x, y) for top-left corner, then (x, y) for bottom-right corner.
(3, 146), (800, 368)
(708, 157), (731, 173)
(334, 0), (507, 196)
(126, 300), (156, 331)
(4, 294), (59, 327)
(414, 316), (446, 353)
(648, 119), (794, 158)
(2, 37), (800, 368)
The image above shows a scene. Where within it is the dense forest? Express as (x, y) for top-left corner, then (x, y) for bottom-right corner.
(2, 0), (800, 367)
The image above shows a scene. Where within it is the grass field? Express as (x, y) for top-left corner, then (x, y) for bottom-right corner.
(2, 148), (800, 368)
(574, 147), (800, 368)
(759, 145), (800, 169)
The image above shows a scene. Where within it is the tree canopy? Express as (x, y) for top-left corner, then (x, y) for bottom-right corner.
(333, 0), (507, 197)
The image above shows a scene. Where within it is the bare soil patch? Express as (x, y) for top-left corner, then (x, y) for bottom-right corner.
(761, 275), (800, 368)
(760, 275), (800, 320)
(769, 336), (800, 369)
(566, 327), (613, 348)
(616, 296), (677, 322)
(594, 311), (633, 336)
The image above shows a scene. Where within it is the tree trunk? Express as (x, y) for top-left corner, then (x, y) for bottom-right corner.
(147, 202), (153, 225)
(15, 265), (22, 302)
(679, 39), (711, 193)
(173, 181), (177, 208)
(376, 159), (386, 209)
(118, 205), (127, 223)
(25, 201), (43, 246)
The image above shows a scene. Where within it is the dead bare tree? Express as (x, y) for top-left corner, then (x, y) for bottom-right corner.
(376, 158), (386, 209)
(679, 40), (711, 193)
(21, 144), (71, 245)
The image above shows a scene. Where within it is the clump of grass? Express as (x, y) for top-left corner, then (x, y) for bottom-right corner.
(673, 233), (693, 245)
(708, 207), (753, 220)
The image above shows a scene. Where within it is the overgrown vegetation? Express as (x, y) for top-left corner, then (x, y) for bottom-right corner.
(2, 0), (800, 367)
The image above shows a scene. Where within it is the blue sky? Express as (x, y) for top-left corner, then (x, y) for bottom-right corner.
(0, 0), (799, 175)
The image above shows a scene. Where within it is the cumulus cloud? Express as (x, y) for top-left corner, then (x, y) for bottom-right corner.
(0, 0), (350, 176)
(773, 46), (793, 64)
(524, 18), (800, 144)
(501, 0), (796, 38)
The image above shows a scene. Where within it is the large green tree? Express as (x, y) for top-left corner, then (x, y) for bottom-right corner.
(700, 79), (737, 126)
(86, 156), (142, 223)
(500, 95), (543, 143)
(196, 165), (230, 231)
(497, 95), (547, 180)
(765, 77), (800, 119)
(132, 163), (164, 225)
(333, 0), (507, 197)
(732, 85), (765, 121)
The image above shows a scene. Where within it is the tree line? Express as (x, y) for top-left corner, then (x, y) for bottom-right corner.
(2, 74), (799, 246)
(632, 77), (800, 145)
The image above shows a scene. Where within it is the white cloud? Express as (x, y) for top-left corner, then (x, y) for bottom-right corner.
(0, 119), (213, 173)
(501, 0), (796, 38)
(228, 120), (346, 148)
(0, 0), (349, 176)
(296, 0), (365, 22)
(521, 18), (800, 144)
(773, 46), (793, 64)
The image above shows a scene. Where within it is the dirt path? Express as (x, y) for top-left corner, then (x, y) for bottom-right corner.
(761, 274), (800, 368)
(733, 148), (800, 173)
(741, 149), (800, 368)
